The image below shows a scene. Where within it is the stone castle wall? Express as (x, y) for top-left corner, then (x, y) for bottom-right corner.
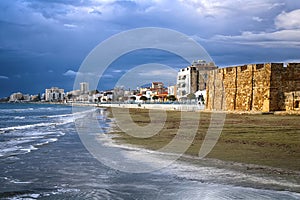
(281, 63), (300, 111)
(206, 63), (300, 112)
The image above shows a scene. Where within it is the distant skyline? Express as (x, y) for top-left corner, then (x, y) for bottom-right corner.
(1, 0), (300, 97)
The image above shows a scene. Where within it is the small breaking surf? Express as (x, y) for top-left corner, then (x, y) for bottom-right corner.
(93, 118), (300, 198)
(0, 105), (95, 159)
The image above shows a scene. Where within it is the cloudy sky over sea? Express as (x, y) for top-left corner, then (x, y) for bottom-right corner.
(1, 0), (300, 97)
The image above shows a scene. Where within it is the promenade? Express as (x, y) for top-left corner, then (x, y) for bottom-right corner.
(96, 103), (205, 112)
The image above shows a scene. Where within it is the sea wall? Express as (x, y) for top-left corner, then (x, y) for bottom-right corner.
(206, 63), (300, 112)
(97, 103), (205, 112)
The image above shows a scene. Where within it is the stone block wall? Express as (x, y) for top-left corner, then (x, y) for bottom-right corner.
(252, 63), (271, 111)
(283, 63), (300, 111)
(223, 67), (237, 111)
(269, 63), (285, 111)
(206, 63), (300, 112)
(206, 69), (225, 110)
(235, 65), (253, 111)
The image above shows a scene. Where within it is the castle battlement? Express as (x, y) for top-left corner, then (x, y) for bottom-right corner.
(206, 63), (300, 112)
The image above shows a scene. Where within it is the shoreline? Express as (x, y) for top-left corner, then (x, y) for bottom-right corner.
(103, 106), (300, 192)
(1, 102), (299, 192)
(3, 101), (300, 115)
(100, 131), (300, 193)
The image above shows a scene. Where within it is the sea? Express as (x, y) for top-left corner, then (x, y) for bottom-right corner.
(0, 103), (299, 200)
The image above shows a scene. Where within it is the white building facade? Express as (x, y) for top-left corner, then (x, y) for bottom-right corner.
(45, 87), (65, 102)
(167, 85), (177, 97)
(80, 82), (89, 94)
(177, 67), (191, 100)
(9, 92), (24, 102)
(177, 60), (217, 101)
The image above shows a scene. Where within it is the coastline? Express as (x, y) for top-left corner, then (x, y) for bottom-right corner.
(1, 102), (299, 193)
(24, 101), (299, 170)
(3, 102), (300, 170)
(102, 106), (300, 192)
(4, 101), (300, 115)
(90, 102), (300, 115)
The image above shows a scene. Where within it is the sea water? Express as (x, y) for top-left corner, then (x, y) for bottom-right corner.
(0, 103), (299, 199)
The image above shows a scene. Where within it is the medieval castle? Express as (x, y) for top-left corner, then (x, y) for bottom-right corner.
(206, 63), (300, 112)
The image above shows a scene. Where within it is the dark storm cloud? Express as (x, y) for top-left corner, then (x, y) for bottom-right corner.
(0, 0), (300, 97)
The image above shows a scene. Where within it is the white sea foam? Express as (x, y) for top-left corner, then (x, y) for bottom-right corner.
(45, 113), (74, 118)
(95, 131), (300, 192)
(14, 116), (25, 120)
(0, 130), (66, 157)
(20, 145), (38, 152)
(11, 108), (34, 112)
(2, 138), (34, 146)
(0, 146), (20, 153)
(0, 145), (35, 157)
(35, 138), (58, 146)
(158, 160), (300, 189)
(10, 180), (32, 184)
(0, 122), (58, 132)
(0, 108), (94, 158)
(8, 108), (117, 156)
(48, 188), (81, 196)
(9, 193), (40, 200)
(0, 110), (89, 132)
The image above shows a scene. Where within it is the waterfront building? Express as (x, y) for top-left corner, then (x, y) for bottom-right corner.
(80, 82), (89, 94)
(66, 90), (80, 102)
(177, 60), (217, 101)
(150, 82), (168, 102)
(45, 87), (65, 102)
(151, 82), (163, 89)
(9, 92), (24, 102)
(101, 91), (113, 102)
(88, 90), (101, 103)
(113, 87), (125, 102)
(23, 94), (30, 102)
(167, 85), (177, 97)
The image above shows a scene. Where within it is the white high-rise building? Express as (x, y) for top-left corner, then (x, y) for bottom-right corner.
(80, 82), (89, 94)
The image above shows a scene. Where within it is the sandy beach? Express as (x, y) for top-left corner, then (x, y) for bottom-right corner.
(104, 106), (300, 192)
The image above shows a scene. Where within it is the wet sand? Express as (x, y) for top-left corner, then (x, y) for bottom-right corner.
(106, 107), (300, 192)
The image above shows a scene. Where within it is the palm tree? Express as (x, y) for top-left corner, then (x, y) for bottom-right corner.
(152, 96), (159, 102)
(140, 96), (148, 102)
(130, 96), (136, 101)
(167, 95), (176, 101)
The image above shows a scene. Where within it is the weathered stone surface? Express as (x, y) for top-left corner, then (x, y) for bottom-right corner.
(206, 63), (300, 112)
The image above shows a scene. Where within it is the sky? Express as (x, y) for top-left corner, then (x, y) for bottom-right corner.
(0, 0), (300, 97)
